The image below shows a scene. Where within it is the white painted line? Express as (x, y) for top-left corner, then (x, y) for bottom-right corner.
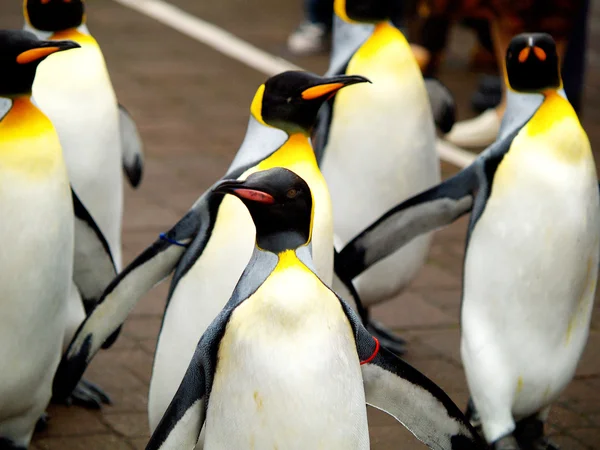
(113, 0), (302, 76)
(112, 0), (477, 168)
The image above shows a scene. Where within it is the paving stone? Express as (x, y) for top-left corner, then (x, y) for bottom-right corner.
(34, 435), (132, 450)
(570, 428), (600, 449)
(546, 434), (591, 450)
(368, 425), (427, 449)
(410, 264), (463, 290)
(37, 407), (108, 438)
(121, 317), (163, 341)
(100, 389), (149, 415)
(104, 413), (150, 439)
(371, 292), (457, 329)
(547, 405), (593, 430)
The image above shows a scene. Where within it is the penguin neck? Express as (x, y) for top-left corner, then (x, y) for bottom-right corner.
(256, 231), (309, 254)
(51, 27), (91, 44)
(258, 133), (317, 171)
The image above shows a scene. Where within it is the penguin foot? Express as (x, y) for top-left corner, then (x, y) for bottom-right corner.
(61, 379), (111, 409)
(513, 415), (557, 450)
(34, 412), (49, 433)
(492, 435), (521, 450)
(366, 319), (406, 356)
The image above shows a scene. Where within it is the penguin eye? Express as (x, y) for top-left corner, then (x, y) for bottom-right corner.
(286, 189), (297, 199)
(286, 97), (292, 103)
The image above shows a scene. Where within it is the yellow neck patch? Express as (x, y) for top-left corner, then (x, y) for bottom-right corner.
(522, 90), (589, 164)
(0, 97), (63, 176)
(275, 249), (312, 273)
(250, 84), (267, 126)
(51, 28), (96, 47)
(334, 0), (354, 23)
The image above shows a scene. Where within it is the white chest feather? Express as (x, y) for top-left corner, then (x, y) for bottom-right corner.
(204, 265), (368, 449)
(462, 104), (600, 416)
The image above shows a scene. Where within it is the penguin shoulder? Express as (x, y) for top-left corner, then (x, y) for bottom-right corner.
(521, 92), (590, 164)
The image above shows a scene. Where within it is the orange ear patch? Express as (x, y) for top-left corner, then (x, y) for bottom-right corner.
(16, 47), (61, 64)
(301, 83), (344, 100)
(233, 188), (275, 204)
(533, 46), (546, 61)
(518, 47), (530, 63)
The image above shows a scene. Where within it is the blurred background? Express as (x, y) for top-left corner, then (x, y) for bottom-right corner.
(2, 0), (600, 448)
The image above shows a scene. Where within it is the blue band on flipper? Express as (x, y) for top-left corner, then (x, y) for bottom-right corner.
(159, 233), (189, 247)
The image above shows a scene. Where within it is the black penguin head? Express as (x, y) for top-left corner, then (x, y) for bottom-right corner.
(250, 71), (369, 135)
(213, 168), (313, 253)
(0, 30), (79, 97)
(506, 33), (561, 93)
(24, 0), (86, 32)
(335, 0), (394, 23)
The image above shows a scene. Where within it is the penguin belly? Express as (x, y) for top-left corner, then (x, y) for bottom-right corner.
(204, 263), (369, 449)
(0, 144), (73, 444)
(148, 195), (256, 431)
(461, 136), (600, 424)
(32, 35), (123, 269)
(322, 57), (439, 305)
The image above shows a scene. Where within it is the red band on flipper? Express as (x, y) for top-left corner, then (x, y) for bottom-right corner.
(360, 337), (380, 365)
(233, 188), (275, 204)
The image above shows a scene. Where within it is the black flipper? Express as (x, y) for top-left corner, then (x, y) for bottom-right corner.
(335, 166), (479, 282)
(71, 188), (117, 314)
(425, 78), (456, 134)
(52, 193), (216, 402)
(119, 103), (144, 188)
(337, 299), (486, 450)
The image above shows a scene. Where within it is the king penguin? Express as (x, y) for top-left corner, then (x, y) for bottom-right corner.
(314, 0), (442, 352)
(334, 33), (599, 450)
(144, 167), (483, 450)
(0, 30), (115, 448)
(51, 71), (368, 430)
(24, 0), (146, 276)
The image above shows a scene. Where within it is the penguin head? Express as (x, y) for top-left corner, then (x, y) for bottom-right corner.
(213, 168), (313, 253)
(250, 71), (369, 135)
(24, 0), (86, 32)
(506, 33), (561, 93)
(0, 30), (79, 97)
(335, 0), (395, 24)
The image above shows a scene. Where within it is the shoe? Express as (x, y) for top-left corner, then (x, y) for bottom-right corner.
(287, 21), (329, 55)
(445, 109), (501, 149)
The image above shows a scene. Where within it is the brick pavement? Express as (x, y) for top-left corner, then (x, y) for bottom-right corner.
(1, 0), (600, 448)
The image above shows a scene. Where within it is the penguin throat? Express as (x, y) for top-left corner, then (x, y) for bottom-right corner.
(257, 230), (308, 253)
